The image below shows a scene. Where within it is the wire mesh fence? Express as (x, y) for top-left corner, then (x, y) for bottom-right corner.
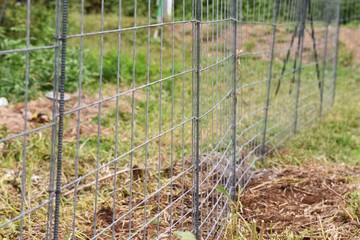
(0, 0), (358, 239)
(336, 0), (360, 95)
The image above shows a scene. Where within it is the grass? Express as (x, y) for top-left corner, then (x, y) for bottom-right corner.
(265, 89), (360, 167)
(265, 45), (360, 167)
(0, 8), (360, 239)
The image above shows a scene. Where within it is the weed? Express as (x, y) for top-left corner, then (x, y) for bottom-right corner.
(346, 191), (360, 222)
(338, 42), (354, 67)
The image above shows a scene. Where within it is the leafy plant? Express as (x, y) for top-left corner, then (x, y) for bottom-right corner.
(174, 231), (196, 240)
(0, 28), (98, 102)
(216, 185), (234, 201)
(338, 42), (354, 68)
(102, 51), (148, 84)
(346, 191), (360, 222)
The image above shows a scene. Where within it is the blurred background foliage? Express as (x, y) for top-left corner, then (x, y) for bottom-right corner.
(0, 0), (359, 103)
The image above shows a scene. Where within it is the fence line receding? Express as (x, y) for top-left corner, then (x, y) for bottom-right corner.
(0, 0), (359, 239)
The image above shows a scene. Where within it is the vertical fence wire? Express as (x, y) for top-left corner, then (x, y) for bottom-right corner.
(70, 0), (85, 238)
(320, 10), (329, 116)
(293, 0), (308, 133)
(19, 0), (31, 237)
(45, 0), (61, 237)
(261, 0), (279, 160)
(231, 0), (238, 200)
(192, 0), (201, 237)
(332, 0), (342, 105)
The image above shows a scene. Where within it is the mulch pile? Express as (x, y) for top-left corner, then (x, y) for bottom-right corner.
(241, 164), (360, 239)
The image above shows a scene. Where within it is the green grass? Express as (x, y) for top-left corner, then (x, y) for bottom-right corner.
(265, 91), (360, 166)
(264, 43), (360, 167)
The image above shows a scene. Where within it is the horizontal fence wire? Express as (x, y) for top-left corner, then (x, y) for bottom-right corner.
(0, 0), (359, 239)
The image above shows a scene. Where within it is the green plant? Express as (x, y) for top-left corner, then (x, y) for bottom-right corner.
(0, 4), (99, 102)
(346, 191), (360, 222)
(0, 41), (98, 102)
(102, 51), (148, 84)
(1, 2), (56, 46)
(174, 231), (196, 240)
(339, 45), (354, 67)
(244, 42), (255, 52)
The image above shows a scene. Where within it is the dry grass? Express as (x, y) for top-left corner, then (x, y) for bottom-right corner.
(232, 164), (360, 239)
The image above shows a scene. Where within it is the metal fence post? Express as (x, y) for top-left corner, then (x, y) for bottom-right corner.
(192, 0), (201, 238)
(45, 0), (61, 238)
(294, 0), (308, 133)
(332, 0), (341, 106)
(231, 0), (238, 201)
(320, 2), (330, 116)
(53, 0), (69, 239)
(261, 0), (280, 160)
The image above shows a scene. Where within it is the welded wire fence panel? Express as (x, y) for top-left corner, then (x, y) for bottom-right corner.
(0, 1), (62, 239)
(0, 0), (358, 239)
(56, 1), (195, 239)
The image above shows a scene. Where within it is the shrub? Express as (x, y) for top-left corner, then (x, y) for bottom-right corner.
(0, 27), (98, 102)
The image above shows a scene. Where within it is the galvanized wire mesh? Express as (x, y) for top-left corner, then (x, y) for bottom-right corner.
(0, 0), (358, 239)
(337, 0), (360, 95)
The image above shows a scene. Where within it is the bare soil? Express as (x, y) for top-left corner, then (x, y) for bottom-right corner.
(241, 164), (360, 238)
(0, 88), (143, 139)
(339, 27), (360, 60)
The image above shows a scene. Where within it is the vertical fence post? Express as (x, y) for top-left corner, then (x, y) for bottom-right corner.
(192, 0), (201, 238)
(332, 0), (341, 106)
(261, 0), (280, 160)
(237, 0), (244, 187)
(294, 0), (308, 133)
(320, 2), (330, 116)
(231, 0), (238, 200)
(45, 0), (61, 238)
(53, 0), (69, 239)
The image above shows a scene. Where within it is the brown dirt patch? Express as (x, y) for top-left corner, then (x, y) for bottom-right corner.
(339, 27), (360, 60)
(241, 164), (360, 238)
(81, 164), (195, 239)
(0, 88), (144, 139)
